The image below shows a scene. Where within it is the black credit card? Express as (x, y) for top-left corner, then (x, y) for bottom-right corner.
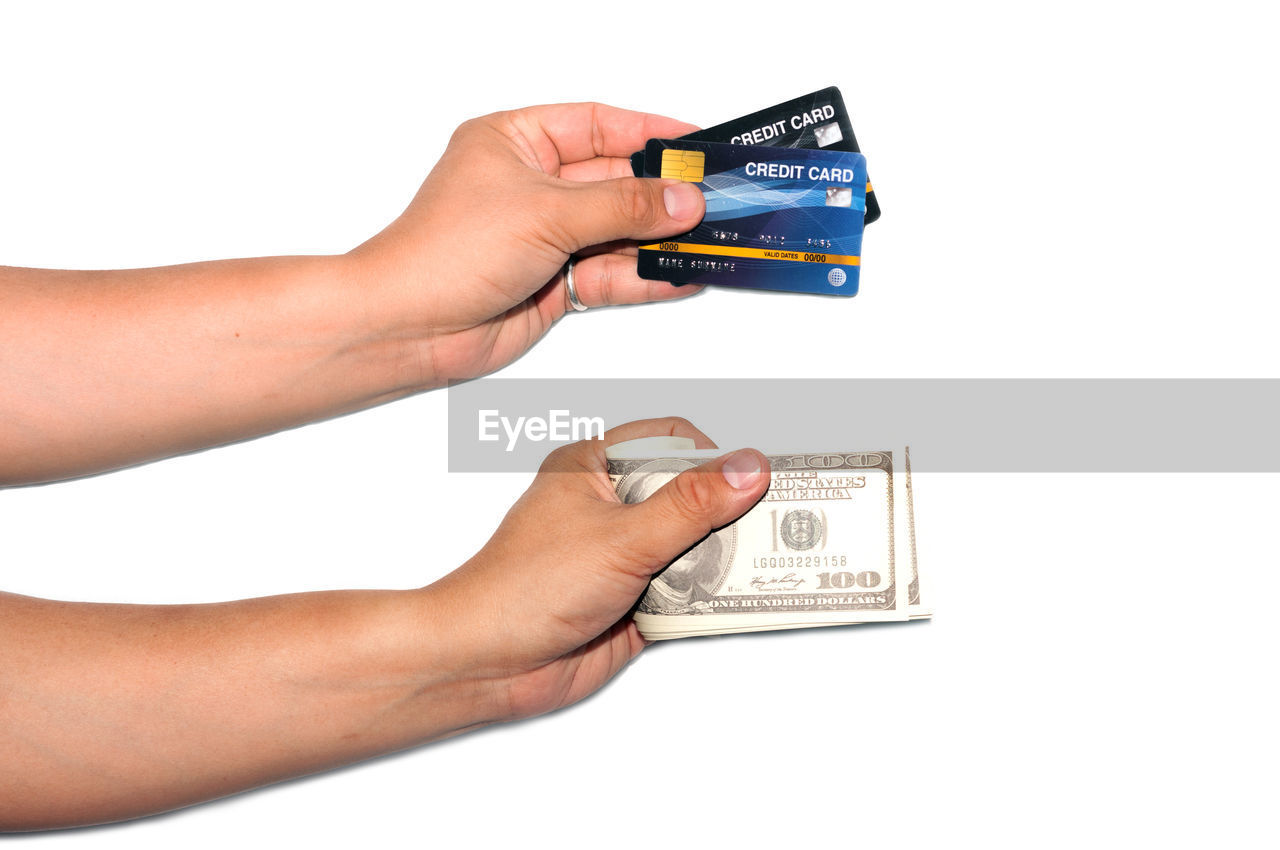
(630, 86), (880, 224)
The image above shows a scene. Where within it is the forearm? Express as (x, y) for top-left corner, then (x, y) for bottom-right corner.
(0, 588), (504, 830)
(0, 254), (431, 484)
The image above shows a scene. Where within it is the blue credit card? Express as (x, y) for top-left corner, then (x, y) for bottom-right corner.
(637, 139), (867, 296)
(628, 87), (880, 225)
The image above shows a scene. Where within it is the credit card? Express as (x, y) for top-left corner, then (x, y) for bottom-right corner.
(636, 139), (866, 296)
(630, 86), (880, 224)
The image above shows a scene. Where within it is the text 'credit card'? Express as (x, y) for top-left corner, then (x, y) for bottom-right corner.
(637, 139), (867, 296)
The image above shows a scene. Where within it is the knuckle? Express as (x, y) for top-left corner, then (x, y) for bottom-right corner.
(619, 179), (659, 229)
(661, 415), (696, 432)
(538, 438), (601, 476)
(595, 255), (626, 306)
(665, 469), (720, 523)
(539, 441), (580, 471)
(537, 447), (565, 474)
(538, 200), (578, 255)
(448, 116), (484, 145)
(587, 102), (605, 156)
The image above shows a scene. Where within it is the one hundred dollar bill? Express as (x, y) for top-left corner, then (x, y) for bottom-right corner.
(606, 437), (930, 640)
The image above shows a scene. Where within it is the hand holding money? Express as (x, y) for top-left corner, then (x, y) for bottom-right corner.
(607, 437), (929, 640)
(431, 418), (770, 717)
(1, 417), (920, 829)
(439, 422), (928, 729)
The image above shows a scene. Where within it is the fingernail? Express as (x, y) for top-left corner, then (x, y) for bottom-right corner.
(721, 450), (763, 490)
(663, 182), (701, 220)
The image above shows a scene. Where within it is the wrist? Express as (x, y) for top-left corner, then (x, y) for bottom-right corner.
(416, 566), (540, 721)
(279, 588), (512, 760)
(340, 239), (450, 394)
(386, 586), (514, 733)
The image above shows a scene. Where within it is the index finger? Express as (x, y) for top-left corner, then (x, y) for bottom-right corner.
(537, 417), (719, 476)
(602, 416), (718, 450)
(511, 102), (700, 169)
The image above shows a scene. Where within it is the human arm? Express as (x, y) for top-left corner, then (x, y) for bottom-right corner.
(0, 418), (769, 830)
(0, 103), (705, 485)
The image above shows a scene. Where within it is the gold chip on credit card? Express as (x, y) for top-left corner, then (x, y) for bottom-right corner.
(660, 149), (705, 182)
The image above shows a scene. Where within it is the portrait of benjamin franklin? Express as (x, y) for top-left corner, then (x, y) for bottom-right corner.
(615, 458), (736, 615)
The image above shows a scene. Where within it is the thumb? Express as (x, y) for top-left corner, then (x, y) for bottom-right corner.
(622, 449), (771, 569)
(557, 177), (705, 250)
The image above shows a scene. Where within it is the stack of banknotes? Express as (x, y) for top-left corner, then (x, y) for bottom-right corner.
(606, 437), (931, 640)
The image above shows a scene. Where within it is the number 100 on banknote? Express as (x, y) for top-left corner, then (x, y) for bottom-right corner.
(637, 139), (868, 296)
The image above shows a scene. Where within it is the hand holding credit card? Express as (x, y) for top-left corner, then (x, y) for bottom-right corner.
(633, 87), (878, 296)
(637, 140), (867, 295)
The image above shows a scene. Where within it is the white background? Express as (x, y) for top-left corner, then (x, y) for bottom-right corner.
(3, 1), (1278, 846)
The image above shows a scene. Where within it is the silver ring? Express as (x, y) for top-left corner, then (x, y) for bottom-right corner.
(564, 257), (588, 312)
